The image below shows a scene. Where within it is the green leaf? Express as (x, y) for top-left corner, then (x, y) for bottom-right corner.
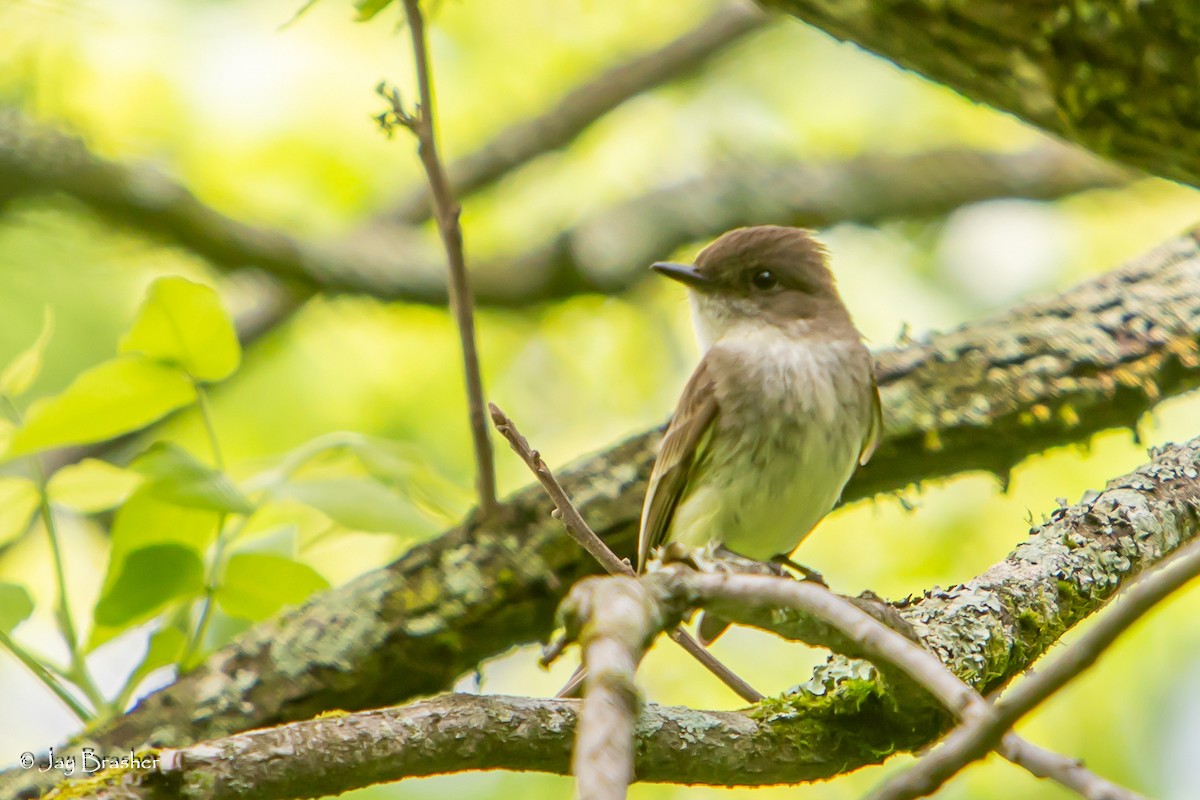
(274, 478), (430, 533)
(122, 625), (186, 699)
(354, 0), (393, 21)
(5, 356), (194, 458)
(130, 443), (252, 515)
(119, 276), (240, 383)
(215, 553), (328, 620)
(229, 524), (298, 559)
(0, 582), (35, 633)
(47, 459), (143, 514)
(348, 436), (471, 523)
(0, 477), (39, 548)
(91, 488), (219, 642)
(92, 543), (205, 629)
(0, 308), (54, 398)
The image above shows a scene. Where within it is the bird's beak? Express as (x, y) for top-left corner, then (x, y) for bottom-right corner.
(651, 262), (710, 289)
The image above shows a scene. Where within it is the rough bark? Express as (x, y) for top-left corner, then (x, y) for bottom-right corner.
(6, 223), (1199, 799)
(43, 436), (1200, 799)
(0, 111), (1126, 305)
(767, 0), (1200, 189)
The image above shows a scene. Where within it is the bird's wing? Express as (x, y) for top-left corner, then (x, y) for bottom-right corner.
(858, 372), (883, 466)
(637, 354), (720, 572)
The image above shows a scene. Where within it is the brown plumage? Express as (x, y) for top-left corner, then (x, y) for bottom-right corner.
(638, 226), (881, 587)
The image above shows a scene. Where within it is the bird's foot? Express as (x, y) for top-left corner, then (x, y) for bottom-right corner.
(771, 556), (828, 586)
(655, 541), (733, 573)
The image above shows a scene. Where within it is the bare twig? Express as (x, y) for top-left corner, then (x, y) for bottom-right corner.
(867, 539), (1200, 800)
(383, 0), (497, 517)
(488, 402), (763, 704)
(385, 2), (769, 224)
(489, 403), (630, 575)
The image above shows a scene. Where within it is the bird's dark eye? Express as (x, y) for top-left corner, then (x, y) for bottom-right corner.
(751, 270), (778, 291)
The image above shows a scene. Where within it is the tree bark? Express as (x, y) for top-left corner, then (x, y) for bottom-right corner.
(767, 0), (1200, 189)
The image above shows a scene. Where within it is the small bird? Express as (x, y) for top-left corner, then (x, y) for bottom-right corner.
(640, 225), (881, 640)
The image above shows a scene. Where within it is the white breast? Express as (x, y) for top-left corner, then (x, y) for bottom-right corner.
(668, 324), (872, 562)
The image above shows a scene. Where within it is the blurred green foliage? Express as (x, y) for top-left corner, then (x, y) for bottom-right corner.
(1, 0), (1199, 799)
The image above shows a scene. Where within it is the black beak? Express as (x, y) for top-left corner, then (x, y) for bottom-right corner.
(651, 262), (710, 289)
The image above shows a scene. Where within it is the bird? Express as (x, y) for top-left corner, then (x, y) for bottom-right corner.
(639, 225), (881, 642)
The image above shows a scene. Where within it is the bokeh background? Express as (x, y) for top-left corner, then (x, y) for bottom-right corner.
(3, 0), (1200, 798)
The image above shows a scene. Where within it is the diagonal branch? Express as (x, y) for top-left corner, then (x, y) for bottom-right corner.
(384, 2), (769, 224)
(492, 146), (1134, 299)
(7, 225), (1200, 799)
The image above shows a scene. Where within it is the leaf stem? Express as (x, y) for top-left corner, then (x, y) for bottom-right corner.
(192, 378), (225, 471)
(0, 629), (92, 721)
(0, 395), (108, 715)
(181, 378), (232, 669)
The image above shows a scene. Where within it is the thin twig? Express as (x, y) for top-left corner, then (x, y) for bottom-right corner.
(182, 380), (231, 670)
(867, 541), (1200, 800)
(671, 572), (1145, 800)
(386, 2), (769, 223)
(488, 402), (763, 704)
(386, 0), (498, 518)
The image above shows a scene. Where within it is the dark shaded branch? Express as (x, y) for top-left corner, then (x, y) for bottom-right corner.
(496, 146), (1133, 299)
(0, 112), (1128, 305)
(768, 0), (1200, 188)
(8, 225), (1200, 798)
(386, 2), (768, 224)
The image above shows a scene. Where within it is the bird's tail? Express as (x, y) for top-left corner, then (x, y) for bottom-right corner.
(697, 611), (731, 645)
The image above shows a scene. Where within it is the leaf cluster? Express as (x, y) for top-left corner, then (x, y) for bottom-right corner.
(0, 277), (464, 721)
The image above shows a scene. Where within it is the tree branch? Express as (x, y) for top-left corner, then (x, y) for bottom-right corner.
(8, 225), (1200, 798)
(381, 0), (497, 516)
(557, 569), (1141, 800)
(868, 536), (1200, 800)
(384, 2), (768, 224)
(493, 146), (1133, 299)
(0, 111), (1128, 305)
(767, 0), (1200, 188)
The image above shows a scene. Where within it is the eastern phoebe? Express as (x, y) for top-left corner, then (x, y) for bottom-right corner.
(641, 226), (881, 638)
